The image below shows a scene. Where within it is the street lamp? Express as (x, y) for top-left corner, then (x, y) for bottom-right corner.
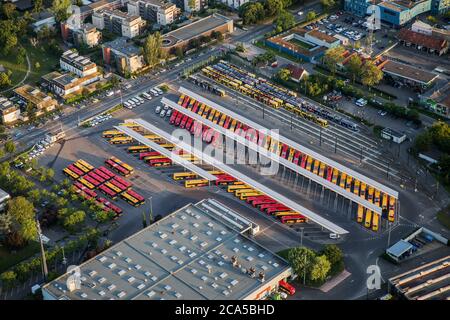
(149, 196), (153, 224)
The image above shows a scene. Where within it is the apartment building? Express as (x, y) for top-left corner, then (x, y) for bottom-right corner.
(41, 70), (102, 98)
(93, 9), (146, 38)
(13, 85), (59, 115)
(127, 0), (181, 26)
(0, 96), (21, 124)
(60, 50), (99, 78)
(218, 0), (250, 9)
(61, 23), (102, 48)
(102, 37), (146, 75)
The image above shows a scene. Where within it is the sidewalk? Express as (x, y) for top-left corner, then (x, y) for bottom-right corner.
(319, 270), (352, 293)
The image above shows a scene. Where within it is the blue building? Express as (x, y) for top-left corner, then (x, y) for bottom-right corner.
(344, 0), (449, 26)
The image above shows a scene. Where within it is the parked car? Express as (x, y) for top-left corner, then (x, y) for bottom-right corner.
(155, 106), (162, 114)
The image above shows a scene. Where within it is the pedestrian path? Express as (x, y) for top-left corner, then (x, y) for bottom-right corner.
(319, 270), (351, 293)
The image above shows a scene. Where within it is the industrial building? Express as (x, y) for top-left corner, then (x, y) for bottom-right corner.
(161, 14), (234, 53)
(42, 199), (292, 300)
(389, 255), (450, 300)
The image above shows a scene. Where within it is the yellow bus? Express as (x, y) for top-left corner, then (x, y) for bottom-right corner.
(239, 191), (263, 200)
(79, 178), (95, 190)
(145, 155), (169, 161)
(367, 187), (374, 203)
(110, 137), (133, 144)
(339, 173), (347, 188)
(103, 130), (124, 138)
(372, 213), (379, 231)
(264, 136), (271, 150)
(312, 160), (320, 175)
(73, 162), (90, 174)
(185, 179), (209, 188)
(77, 160), (94, 171)
(306, 157), (313, 171)
(345, 176), (352, 192)
(208, 109), (216, 122)
(177, 94), (185, 105)
(143, 134), (159, 140)
(213, 112), (221, 124)
(317, 118), (328, 128)
(230, 119), (237, 132)
(270, 141), (281, 155)
(388, 197), (395, 222)
(105, 182), (122, 194)
(63, 168), (79, 180)
(179, 155), (198, 162)
(364, 210), (373, 228)
(331, 169), (338, 184)
(274, 211), (299, 217)
(157, 143), (175, 150)
(234, 188), (256, 197)
(360, 183), (367, 199)
(353, 180), (360, 195)
(318, 163), (326, 177)
(128, 145), (150, 153)
(173, 172), (197, 180)
(218, 114), (227, 127)
(121, 192), (140, 207)
(357, 205), (364, 223)
(374, 190), (381, 207)
(382, 194), (388, 210)
(227, 184), (250, 193)
(202, 106), (211, 118)
(208, 170), (224, 175)
(119, 123), (143, 133)
(197, 104), (206, 116)
(287, 149), (295, 162)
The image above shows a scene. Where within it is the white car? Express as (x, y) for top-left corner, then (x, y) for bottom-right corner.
(160, 110), (166, 117)
(155, 106), (162, 114)
(106, 91), (114, 97)
(355, 98), (368, 107)
(166, 109), (172, 117)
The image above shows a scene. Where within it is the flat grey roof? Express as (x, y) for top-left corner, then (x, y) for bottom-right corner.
(162, 14), (230, 44)
(178, 87), (399, 199)
(103, 37), (141, 57)
(382, 127), (406, 139)
(130, 119), (349, 235)
(42, 200), (290, 300)
(383, 60), (439, 85)
(0, 188), (10, 202)
(387, 240), (413, 258)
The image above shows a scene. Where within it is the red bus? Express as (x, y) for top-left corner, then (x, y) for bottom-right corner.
(258, 202), (283, 211)
(215, 176), (236, 186)
(170, 110), (179, 124)
(266, 205), (291, 215)
(139, 151), (160, 160)
(235, 122), (242, 135)
(194, 123), (203, 137)
(148, 158), (172, 167)
(98, 166), (115, 179)
(99, 184), (117, 199)
(280, 144), (289, 159)
(73, 181), (85, 192)
(110, 179), (128, 192)
(113, 176), (132, 189)
(73, 182), (97, 198)
(245, 195), (272, 204)
(279, 280), (295, 295)
(326, 167), (333, 181)
(105, 159), (130, 176)
(182, 97), (191, 108)
(84, 175), (101, 187)
(179, 115), (189, 129)
(211, 132), (221, 147)
(223, 116), (231, 129)
(280, 215), (307, 224)
(292, 151), (301, 165)
(300, 155), (307, 168)
(68, 164), (84, 176)
(88, 172), (105, 184)
(192, 101), (200, 113)
(175, 112), (183, 126)
(252, 198), (278, 208)
(127, 189), (145, 202)
(185, 118), (194, 131)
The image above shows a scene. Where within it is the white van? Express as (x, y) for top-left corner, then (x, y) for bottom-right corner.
(150, 89), (159, 96)
(155, 87), (163, 95)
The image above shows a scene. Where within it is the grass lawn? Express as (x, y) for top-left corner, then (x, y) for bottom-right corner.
(254, 40), (304, 64)
(0, 48), (28, 89)
(437, 205), (450, 230)
(289, 38), (315, 50)
(0, 241), (40, 273)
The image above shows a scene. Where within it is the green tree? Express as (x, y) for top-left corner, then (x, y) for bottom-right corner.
(275, 10), (296, 31)
(277, 68), (291, 81)
(35, 62), (41, 70)
(174, 46), (184, 58)
(429, 121), (450, 153)
(426, 15), (437, 25)
(323, 46), (345, 75)
(265, 0), (284, 17)
(46, 168), (55, 180)
(310, 255), (331, 281)
(414, 131), (432, 152)
(3, 34), (18, 55)
(1, 3), (16, 19)
(240, 2), (265, 25)
(51, 0), (71, 22)
(63, 210), (86, 232)
(345, 54), (362, 84)
(33, 0), (44, 13)
(143, 32), (165, 67)
(5, 197), (37, 248)
(188, 0), (197, 12)
(287, 247), (316, 279)
(0, 271), (17, 289)
(321, 0), (336, 10)
(4, 140), (16, 154)
(360, 60), (383, 87)
(322, 244), (343, 272)
(17, 46), (26, 65)
(306, 10), (317, 21)
(235, 42), (245, 52)
(0, 72), (12, 88)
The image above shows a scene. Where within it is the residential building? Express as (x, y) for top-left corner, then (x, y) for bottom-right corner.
(61, 23), (102, 48)
(161, 14), (234, 53)
(60, 50), (99, 78)
(398, 28), (449, 55)
(0, 188), (11, 211)
(344, 0), (449, 25)
(412, 20), (450, 42)
(127, 0), (181, 26)
(13, 85), (59, 115)
(102, 37), (146, 75)
(42, 199), (292, 300)
(41, 70), (101, 98)
(0, 96), (21, 124)
(420, 81), (450, 118)
(31, 10), (56, 32)
(79, 0), (125, 20)
(285, 64), (309, 82)
(92, 9), (146, 38)
(219, 0), (250, 9)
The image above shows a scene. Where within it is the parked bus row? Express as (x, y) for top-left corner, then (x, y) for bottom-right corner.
(105, 157), (134, 176)
(172, 93), (396, 224)
(202, 60), (359, 131)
